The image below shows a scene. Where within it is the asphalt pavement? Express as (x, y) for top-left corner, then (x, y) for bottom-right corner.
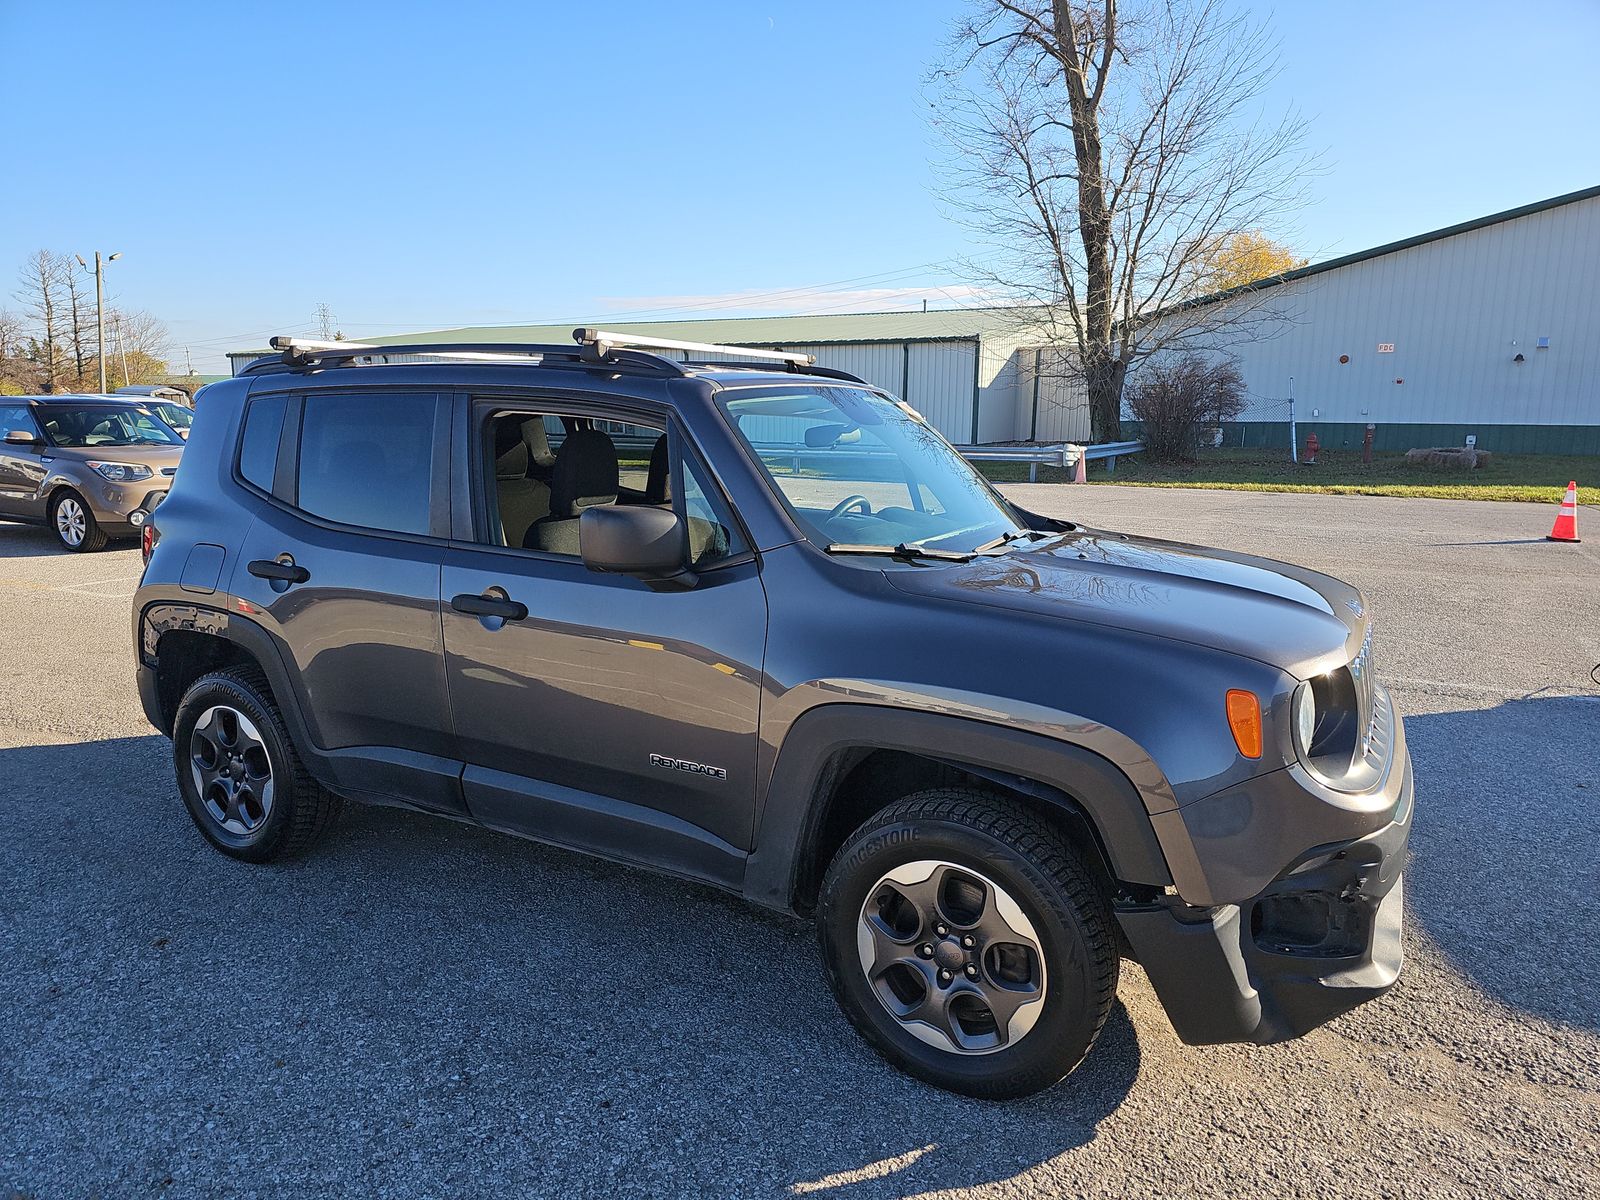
(2, 486), (1597, 1199)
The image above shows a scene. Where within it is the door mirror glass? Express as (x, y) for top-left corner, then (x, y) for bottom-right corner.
(580, 505), (686, 577)
(4, 428), (41, 446)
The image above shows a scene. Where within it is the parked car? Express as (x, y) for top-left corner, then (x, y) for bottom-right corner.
(132, 332), (1411, 1099)
(2, 395), (185, 550)
(115, 385), (195, 438)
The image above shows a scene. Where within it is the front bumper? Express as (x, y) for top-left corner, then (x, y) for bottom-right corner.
(88, 481), (170, 535)
(1118, 690), (1413, 1045)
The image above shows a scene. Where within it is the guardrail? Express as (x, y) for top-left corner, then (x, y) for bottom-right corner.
(953, 440), (1145, 482)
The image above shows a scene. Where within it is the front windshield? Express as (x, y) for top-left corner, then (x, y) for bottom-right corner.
(718, 385), (1026, 553)
(40, 405), (183, 448)
(154, 403), (192, 430)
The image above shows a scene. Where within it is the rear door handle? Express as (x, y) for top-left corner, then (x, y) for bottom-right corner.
(247, 557), (310, 584)
(451, 589), (528, 622)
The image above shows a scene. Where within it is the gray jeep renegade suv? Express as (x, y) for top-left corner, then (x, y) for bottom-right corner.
(133, 331), (1411, 1099)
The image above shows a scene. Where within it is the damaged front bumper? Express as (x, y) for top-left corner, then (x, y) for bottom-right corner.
(1118, 689), (1413, 1045)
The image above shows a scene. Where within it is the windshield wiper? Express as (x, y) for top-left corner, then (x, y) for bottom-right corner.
(825, 542), (983, 562)
(970, 529), (1040, 554)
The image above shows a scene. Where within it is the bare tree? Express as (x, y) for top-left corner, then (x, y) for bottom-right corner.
(107, 308), (171, 360)
(0, 308), (22, 359)
(15, 250), (69, 392)
(89, 307), (172, 387)
(63, 260), (95, 386)
(934, 0), (1312, 440)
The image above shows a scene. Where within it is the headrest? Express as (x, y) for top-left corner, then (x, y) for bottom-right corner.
(549, 428), (618, 517)
(645, 434), (671, 503)
(522, 418), (556, 467)
(495, 440), (530, 480)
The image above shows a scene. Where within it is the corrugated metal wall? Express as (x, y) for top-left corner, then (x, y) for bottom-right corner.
(681, 338), (984, 443)
(1016, 347), (1091, 442)
(1161, 193), (1600, 431)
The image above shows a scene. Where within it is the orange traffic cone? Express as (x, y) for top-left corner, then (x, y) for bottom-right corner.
(1546, 481), (1581, 543)
(1073, 448), (1087, 484)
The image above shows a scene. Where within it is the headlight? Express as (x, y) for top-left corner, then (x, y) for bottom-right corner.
(1293, 668), (1361, 776)
(87, 461), (153, 482)
(1294, 684), (1317, 753)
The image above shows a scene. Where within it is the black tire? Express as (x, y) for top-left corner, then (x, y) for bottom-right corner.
(50, 488), (108, 552)
(170, 666), (341, 862)
(817, 788), (1118, 1099)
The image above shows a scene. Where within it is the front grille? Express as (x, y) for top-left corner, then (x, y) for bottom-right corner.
(1362, 687), (1393, 768)
(161, 467), (177, 477)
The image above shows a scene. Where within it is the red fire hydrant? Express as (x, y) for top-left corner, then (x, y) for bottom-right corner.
(1304, 432), (1320, 464)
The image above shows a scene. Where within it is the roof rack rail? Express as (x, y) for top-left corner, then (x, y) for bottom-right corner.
(573, 328), (817, 367)
(245, 336), (694, 378)
(244, 331), (863, 383)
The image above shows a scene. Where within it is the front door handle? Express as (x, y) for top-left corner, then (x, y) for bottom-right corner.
(451, 589), (528, 622)
(247, 557), (310, 584)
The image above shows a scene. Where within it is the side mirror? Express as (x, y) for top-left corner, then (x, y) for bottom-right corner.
(4, 429), (42, 447)
(580, 505), (691, 581)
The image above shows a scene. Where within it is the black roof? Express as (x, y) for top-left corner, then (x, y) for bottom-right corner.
(239, 340), (874, 390)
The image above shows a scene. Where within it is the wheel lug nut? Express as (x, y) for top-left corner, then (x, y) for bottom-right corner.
(965, 964), (979, 978)
(961, 935), (976, 949)
(934, 923), (949, 937)
(917, 943), (934, 958)
(938, 969), (952, 984)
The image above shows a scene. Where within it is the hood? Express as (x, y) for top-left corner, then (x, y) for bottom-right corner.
(883, 527), (1368, 678)
(48, 443), (184, 473)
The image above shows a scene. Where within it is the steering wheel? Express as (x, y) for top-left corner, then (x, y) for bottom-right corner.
(826, 494), (873, 521)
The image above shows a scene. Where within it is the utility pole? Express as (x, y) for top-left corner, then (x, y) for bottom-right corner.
(315, 302), (336, 341)
(75, 250), (121, 393)
(114, 316), (130, 386)
(1288, 376), (1298, 465)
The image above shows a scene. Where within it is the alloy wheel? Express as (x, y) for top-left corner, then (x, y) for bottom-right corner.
(55, 497), (86, 547)
(189, 706), (274, 835)
(856, 859), (1048, 1054)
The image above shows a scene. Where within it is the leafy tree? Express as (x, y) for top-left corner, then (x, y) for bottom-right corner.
(1194, 231), (1307, 294)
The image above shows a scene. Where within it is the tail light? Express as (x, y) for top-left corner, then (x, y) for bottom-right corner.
(141, 522), (159, 565)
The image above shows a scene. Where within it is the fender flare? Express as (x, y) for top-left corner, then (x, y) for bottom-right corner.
(743, 704), (1174, 913)
(138, 601), (325, 757)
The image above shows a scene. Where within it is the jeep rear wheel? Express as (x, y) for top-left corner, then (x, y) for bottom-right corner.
(817, 788), (1118, 1099)
(171, 666), (341, 862)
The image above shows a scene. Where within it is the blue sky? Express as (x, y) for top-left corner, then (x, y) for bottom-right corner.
(3, 0), (1597, 373)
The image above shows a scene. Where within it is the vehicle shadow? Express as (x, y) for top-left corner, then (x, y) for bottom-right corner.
(0, 734), (1140, 1197)
(0, 519), (135, 558)
(1402, 695), (1600, 1031)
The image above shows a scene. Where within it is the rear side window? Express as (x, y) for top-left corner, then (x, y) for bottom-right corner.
(296, 393), (436, 536)
(238, 394), (287, 492)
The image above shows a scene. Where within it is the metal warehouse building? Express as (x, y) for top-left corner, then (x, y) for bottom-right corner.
(230, 310), (1089, 447)
(229, 185), (1597, 454)
(1177, 184), (1600, 455)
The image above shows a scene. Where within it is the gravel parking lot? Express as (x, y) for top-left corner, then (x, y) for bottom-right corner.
(3, 487), (1598, 1199)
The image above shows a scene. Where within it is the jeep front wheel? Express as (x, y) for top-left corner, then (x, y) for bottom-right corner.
(816, 788), (1118, 1099)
